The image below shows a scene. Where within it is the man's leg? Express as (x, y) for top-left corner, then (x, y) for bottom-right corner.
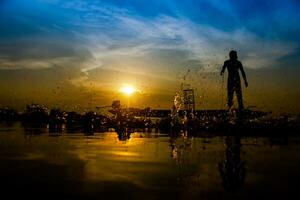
(227, 87), (234, 110)
(236, 86), (244, 110)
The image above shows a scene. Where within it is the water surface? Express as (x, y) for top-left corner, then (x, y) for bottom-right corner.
(0, 122), (299, 199)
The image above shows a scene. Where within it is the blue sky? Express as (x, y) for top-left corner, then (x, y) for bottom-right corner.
(0, 0), (300, 111)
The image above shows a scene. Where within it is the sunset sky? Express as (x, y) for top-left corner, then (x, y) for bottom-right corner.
(0, 0), (300, 113)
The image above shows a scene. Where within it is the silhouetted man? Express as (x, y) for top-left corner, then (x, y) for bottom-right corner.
(221, 50), (248, 110)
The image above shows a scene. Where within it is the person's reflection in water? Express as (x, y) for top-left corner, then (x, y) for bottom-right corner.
(116, 127), (131, 142)
(219, 136), (246, 192)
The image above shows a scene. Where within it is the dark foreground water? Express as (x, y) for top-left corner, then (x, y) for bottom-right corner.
(0, 122), (300, 199)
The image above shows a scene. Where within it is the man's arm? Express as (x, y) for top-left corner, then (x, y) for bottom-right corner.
(240, 62), (248, 87)
(220, 61), (226, 76)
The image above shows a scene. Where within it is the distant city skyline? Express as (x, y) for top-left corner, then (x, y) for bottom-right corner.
(0, 0), (300, 113)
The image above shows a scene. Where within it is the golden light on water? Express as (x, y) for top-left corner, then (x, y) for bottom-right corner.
(120, 85), (136, 96)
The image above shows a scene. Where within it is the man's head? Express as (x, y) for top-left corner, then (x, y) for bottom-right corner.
(229, 50), (238, 60)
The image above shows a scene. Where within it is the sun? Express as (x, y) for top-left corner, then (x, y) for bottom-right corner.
(120, 86), (136, 96)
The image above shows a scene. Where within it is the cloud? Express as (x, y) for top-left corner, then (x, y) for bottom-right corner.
(0, 0), (298, 77)
(82, 13), (296, 73)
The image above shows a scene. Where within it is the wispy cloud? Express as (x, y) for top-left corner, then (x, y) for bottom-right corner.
(81, 12), (296, 72)
(0, 0), (298, 76)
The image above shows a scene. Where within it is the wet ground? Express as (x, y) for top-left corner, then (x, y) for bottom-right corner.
(0, 122), (300, 199)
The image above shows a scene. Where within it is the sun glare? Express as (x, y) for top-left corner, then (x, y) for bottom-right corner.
(120, 86), (135, 96)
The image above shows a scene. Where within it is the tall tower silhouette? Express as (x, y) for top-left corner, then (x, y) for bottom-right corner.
(182, 86), (195, 112)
